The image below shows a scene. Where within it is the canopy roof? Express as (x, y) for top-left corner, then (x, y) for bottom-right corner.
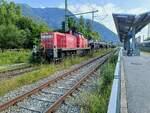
(113, 12), (150, 42)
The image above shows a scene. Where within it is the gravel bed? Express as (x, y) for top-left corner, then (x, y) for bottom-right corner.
(54, 69), (101, 113)
(55, 103), (80, 113)
(0, 55), (106, 113)
(0, 56), (99, 105)
(0, 65), (77, 105)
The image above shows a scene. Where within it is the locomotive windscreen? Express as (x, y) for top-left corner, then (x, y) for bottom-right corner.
(41, 34), (53, 39)
(41, 33), (54, 49)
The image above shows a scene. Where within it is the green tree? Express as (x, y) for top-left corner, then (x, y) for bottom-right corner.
(91, 32), (101, 41)
(0, 1), (21, 24)
(85, 20), (92, 38)
(16, 16), (50, 48)
(77, 16), (85, 33)
(67, 17), (76, 30)
(0, 24), (25, 50)
(65, 16), (101, 41)
(0, 1), (51, 49)
(0, 0), (7, 24)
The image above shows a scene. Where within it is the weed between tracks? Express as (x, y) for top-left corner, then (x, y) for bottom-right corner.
(0, 49), (112, 96)
(74, 54), (117, 113)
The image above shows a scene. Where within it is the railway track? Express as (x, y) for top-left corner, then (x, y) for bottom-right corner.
(0, 63), (30, 73)
(0, 66), (38, 81)
(0, 51), (114, 113)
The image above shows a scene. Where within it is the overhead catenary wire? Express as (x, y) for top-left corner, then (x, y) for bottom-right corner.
(65, 0), (110, 30)
(87, 0), (109, 21)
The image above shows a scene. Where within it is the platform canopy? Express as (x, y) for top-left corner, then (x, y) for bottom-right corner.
(113, 12), (150, 42)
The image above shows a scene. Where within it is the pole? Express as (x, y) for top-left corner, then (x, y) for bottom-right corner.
(131, 28), (135, 55)
(65, 0), (67, 32)
(92, 12), (94, 29)
(148, 24), (150, 39)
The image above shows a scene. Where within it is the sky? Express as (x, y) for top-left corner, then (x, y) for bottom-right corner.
(10, 0), (150, 37)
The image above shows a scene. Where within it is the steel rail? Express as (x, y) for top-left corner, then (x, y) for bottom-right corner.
(0, 65), (31, 74)
(44, 55), (108, 113)
(0, 67), (38, 81)
(0, 50), (113, 112)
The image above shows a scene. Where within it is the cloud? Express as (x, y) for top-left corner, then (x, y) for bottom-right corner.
(99, 4), (148, 33)
(58, 3), (149, 34)
(40, 6), (46, 9)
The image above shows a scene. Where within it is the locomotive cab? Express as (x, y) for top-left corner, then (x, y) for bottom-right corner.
(41, 32), (54, 49)
(41, 32), (58, 59)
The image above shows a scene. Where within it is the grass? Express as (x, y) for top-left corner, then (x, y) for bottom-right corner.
(0, 50), (31, 65)
(0, 49), (113, 96)
(74, 54), (118, 113)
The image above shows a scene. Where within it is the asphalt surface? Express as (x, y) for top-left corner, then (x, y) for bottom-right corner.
(123, 53), (150, 113)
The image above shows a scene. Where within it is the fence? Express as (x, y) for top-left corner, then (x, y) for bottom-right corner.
(107, 48), (122, 113)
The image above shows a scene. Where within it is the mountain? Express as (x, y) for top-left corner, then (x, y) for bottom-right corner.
(20, 4), (118, 42)
(92, 20), (118, 42)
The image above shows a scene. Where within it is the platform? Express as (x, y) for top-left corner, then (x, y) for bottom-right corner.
(122, 52), (150, 113)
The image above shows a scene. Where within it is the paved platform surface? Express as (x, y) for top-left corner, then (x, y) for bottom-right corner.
(121, 59), (128, 113)
(123, 52), (150, 113)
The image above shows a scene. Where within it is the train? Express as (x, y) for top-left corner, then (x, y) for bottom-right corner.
(32, 31), (114, 62)
(140, 40), (150, 52)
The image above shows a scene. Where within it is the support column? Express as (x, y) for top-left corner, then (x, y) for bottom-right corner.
(123, 38), (130, 56)
(126, 39), (130, 51)
(131, 28), (140, 56)
(124, 39), (127, 50)
(132, 28), (136, 56)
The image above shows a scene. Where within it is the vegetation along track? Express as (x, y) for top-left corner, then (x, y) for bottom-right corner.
(0, 65), (38, 81)
(0, 50), (115, 113)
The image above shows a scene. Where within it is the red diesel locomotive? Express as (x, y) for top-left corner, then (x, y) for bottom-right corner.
(32, 30), (114, 62)
(33, 31), (90, 61)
